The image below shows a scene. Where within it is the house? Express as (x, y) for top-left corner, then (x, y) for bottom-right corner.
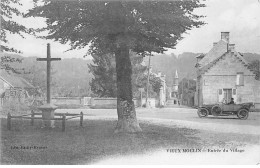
(139, 67), (167, 108)
(0, 69), (35, 106)
(156, 71), (167, 107)
(195, 32), (260, 109)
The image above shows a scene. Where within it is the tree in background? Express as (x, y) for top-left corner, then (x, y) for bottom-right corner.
(27, 0), (205, 133)
(0, 55), (23, 73)
(89, 51), (162, 99)
(134, 73), (162, 99)
(20, 63), (55, 96)
(248, 60), (260, 80)
(89, 52), (117, 98)
(178, 78), (196, 106)
(89, 51), (148, 98)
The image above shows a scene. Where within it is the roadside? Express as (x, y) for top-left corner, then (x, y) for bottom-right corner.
(1, 115), (259, 164)
(88, 116), (260, 164)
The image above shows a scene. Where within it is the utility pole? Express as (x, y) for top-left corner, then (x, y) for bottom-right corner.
(181, 78), (184, 105)
(187, 78), (190, 106)
(145, 53), (151, 108)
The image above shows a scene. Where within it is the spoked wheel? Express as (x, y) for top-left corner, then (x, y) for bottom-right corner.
(237, 109), (249, 120)
(197, 108), (209, 118)
(211, 105), (222, 116)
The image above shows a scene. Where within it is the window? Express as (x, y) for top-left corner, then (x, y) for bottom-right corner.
(236, 72), (244, 86)
(204, 79), (208, 86)
(219, 89), (222, 95)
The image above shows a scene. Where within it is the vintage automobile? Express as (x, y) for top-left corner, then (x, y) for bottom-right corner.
(197, 102), (254, 120)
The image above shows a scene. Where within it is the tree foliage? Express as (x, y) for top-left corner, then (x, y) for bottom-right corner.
(248, 60), (260, 80)
(26, 0), (205, 132)
(89, 51), (162, 98)
(0, 0), (34, 73)
(0, 0), (32, 53)
(89, 53), (117, 97)
(27, 0), (205, 55)
(0, 55), (23, 73)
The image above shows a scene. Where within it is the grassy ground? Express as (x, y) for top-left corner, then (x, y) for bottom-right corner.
(0, 118), (201, 165)
(1, 116), (259, 165)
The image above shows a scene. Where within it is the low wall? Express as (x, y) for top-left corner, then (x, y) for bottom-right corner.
(52, 97), (83, 105)
(251, 103), (260, 112)
(140, 98), (158, 108)
(90, 98), (138, 109)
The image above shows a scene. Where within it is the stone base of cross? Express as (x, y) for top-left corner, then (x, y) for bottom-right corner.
(37, 43), (61, 128)
(39, 103), (57, 128)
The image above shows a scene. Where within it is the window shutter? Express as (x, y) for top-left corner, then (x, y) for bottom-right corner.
(233, 89), (236, 95)
(219, 89), (222, 95)
(218, 89), (223, 103)
(236, 72), (244, 86)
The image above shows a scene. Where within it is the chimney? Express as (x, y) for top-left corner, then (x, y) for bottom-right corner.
(228, 44), (235, 52)
(221, 32), (230, 43)
(213, 42), (218, 47)
(196, 53), (205, 63)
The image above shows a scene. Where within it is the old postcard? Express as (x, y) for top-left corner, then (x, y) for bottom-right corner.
(1, 0), (260, 165)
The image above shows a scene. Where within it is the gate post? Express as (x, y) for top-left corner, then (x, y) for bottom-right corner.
(7, 113), (11, 130)
(62, 114), (66, 132)
(80, 112), (83, 127)
(31, 110), (34, 126)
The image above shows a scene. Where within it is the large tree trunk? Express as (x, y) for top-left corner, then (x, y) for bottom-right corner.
(114, 44), (142, 133)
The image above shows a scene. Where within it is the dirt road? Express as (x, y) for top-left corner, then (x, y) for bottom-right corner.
(56, 108), (260, 164)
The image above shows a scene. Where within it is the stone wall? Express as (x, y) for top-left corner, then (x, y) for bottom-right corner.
(140, 98), (158, 108)
(195, 76), (203, 106)
(52, 97), (83, 105)
(90, 98), (138, 108)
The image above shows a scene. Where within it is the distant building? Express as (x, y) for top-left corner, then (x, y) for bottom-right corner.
(0, 70), (35, 106)
(195, 32), (260, 108)
(166, 70), (180, 106)
(156, 71), (166, 106)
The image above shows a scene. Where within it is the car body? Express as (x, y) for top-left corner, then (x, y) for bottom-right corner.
(197, 102), (254, 120)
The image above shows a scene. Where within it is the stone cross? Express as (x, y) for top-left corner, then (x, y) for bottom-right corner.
(37, 43), (61, 128)
(37, 43), (61, 103)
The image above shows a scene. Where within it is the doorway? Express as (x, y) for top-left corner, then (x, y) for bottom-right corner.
(223, 89), (232, 103)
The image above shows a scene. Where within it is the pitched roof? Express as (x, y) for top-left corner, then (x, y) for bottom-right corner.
(0, 70), (34, 88)
(197, 51), (254, 76)
(198, 40), (228, 68)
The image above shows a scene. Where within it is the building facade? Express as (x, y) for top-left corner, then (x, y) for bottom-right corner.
(166, 70), (180, 106)
(0, 70), (35, 107)
(195, 32), (260, 109)
(157, 72), (167, 106)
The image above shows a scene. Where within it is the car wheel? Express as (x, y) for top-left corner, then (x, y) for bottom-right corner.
(197, 108), (209, 118)
(211, 105), (222, 116)
(237, 109), (249, 120)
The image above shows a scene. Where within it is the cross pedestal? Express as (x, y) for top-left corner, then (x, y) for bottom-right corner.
(38, 104), (57, 128)
(37, 43), (61, 128)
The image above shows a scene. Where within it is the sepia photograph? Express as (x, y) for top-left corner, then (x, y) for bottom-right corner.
(0, 0), (260, 165)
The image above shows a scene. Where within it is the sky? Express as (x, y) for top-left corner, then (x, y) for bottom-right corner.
(5, 0), (260, 59)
